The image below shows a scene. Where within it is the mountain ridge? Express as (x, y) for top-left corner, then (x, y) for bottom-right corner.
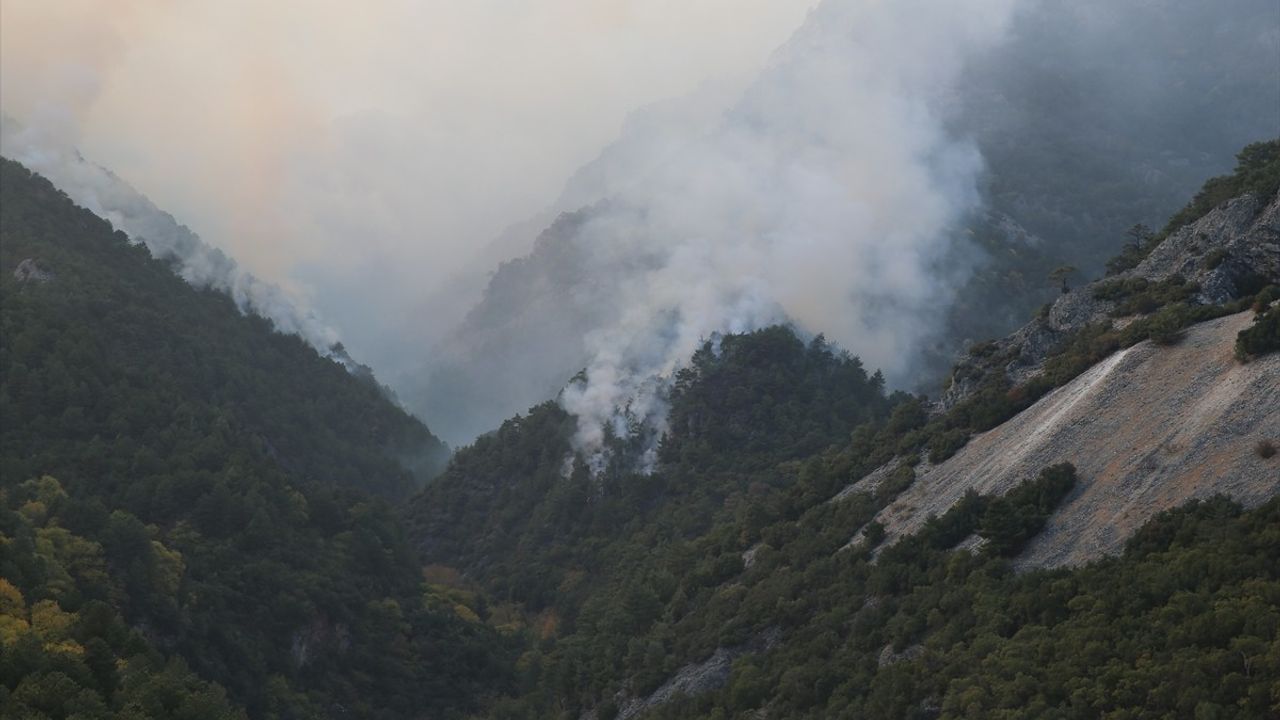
(0, 118), (351, 365)
(0, 157), (502, 719)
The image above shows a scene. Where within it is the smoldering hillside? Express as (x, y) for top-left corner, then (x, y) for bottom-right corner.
(405, 0), (1280, 447)
(3, 1), (1275, 454)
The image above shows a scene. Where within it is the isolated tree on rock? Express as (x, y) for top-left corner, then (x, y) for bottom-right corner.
(1049, 265), (1078, 294)
(1125, 223), (1154, 251)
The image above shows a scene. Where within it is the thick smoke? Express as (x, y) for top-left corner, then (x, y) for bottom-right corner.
(413, 0), (1279, 447)
(553, 0), (1017, 461)
(1, 118), (343, 357)
(0, 0), (815, 385)
(6, 0), (1275, 453)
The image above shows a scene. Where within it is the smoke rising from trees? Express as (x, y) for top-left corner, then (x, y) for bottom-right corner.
(556, 0), (1019, 460)
(0, 0), (815, 377)
(3, 0), (1276, 453)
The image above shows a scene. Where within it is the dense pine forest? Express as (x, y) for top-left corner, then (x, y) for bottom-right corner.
(2, 134), (1278, 718)
(0, 160), (509, 719)
(4, 0), (1280, 714)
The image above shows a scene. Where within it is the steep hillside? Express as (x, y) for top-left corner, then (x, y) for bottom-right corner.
(855, 310), (1279, 568)
(408, 328), (894, 607)
(0, 159), (448, 497)
(410, 209), (614, 443)
(405, 144), (1280, 719)
(839, 143), (1280, 569)
(0, 117), (343, 356)
(410, 300), (1280, 718)
(0, 159), (503, 718)
(943, 141), (1280, 409)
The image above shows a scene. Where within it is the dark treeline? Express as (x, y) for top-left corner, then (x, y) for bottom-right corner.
(0, 159), (509, 719)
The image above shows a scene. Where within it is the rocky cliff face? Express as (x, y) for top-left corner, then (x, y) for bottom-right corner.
(12, 257), (54, 283)
(1136, 194), (1280, 301)
(851, 309), (1279, 568)
(940, 192), (1280, 411)
(582, 629), (781, 720)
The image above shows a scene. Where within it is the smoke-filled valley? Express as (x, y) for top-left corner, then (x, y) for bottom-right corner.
(5, 1), (1277, 448)
(409, 0), (1280, 446)
(2, 1), (1279, 718)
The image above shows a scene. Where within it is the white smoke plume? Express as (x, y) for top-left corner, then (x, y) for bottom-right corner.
(399, 0), (1280, 446)
(7, 0), (1272, 452)
(0, 0), (816, 386)
(557, 0), (1018, 462)
(1, 117), (344, 357)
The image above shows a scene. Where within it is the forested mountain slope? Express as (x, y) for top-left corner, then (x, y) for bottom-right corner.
(407, 143), (1280, 719)
(0, 159), (504, 718)
(407, 327), (896, 608)
(0, 159), (448, 498)
(0, 116), (344, 357)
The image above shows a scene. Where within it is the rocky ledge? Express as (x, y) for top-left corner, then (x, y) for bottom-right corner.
(940, 193), (1280, 411)
(859, 310), (1279, 569)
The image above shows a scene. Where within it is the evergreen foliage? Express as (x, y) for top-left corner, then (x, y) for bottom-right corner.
(1160, 140), (1280, 237)
(444, 407), (1278, 720)
(661, 329), (890, 471)
(408, 326), (897, 615)
(976, 463), (1076, 556)
(5, 130), (1278, 719)
(1092, 275), (1200, 317)
(1235, 303), (1280, 361)
(1, 476), (245, 719)
(0, 159), (509, 718)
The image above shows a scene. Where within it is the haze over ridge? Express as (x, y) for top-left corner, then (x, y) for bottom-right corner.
(0, 0), (817, 373)
(4, 0), (1277, 449)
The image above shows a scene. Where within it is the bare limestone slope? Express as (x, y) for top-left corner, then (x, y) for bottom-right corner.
(860, 310), (1279, 568)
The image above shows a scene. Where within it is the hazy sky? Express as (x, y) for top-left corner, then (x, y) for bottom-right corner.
(10, 1), (1272, 450)
(0, 0), (816, 347)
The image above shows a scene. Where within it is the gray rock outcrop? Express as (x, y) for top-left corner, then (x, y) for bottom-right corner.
(861, 310), (1279, 569)
(602, 628), (782, 720)
(940, 193), (1280, 411)
(13, 257), (53, 283)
